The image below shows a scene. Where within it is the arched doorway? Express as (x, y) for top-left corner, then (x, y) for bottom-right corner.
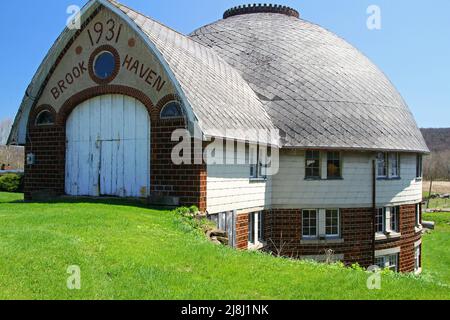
(65, 94), (150, 197)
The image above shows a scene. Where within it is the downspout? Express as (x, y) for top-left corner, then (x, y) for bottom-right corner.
(372, 159), (377, 265)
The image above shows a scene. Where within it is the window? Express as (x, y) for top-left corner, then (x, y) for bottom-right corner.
(258, 212), (264, 242)
(160, 101), (183, 119)
(93, 51), (116, 79)
(377, 152), (388, 178)
(375, 254), (399, 272)
(375, 208), (386, 233)
(377, 152), (400, 179)
(35, 110), (55, 126)
(218, 212), (228, 232)
(414, 245), (421, 272)
(325, 209), (340, 237)
(248, 213), (255, 244)
(389, 153), (400, 178)
(305, 151), (321, 179)
(327, 152), (341, 179)
(302, 210), (318, 238)
(249, 145), (267, 180)
(416, 155), (423, 179)
(415, 203), (421, 227)
(390, 206), (399, 232)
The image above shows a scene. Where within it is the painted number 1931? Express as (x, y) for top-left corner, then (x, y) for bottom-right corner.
(87, 19), (123, 46)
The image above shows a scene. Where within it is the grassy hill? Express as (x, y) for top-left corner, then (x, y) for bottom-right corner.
(0, 192), (448, 300)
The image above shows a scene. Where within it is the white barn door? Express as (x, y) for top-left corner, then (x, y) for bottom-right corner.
(65, 94), (150, 197)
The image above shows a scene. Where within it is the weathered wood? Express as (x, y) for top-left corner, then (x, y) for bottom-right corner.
(66, 94), (150, 197)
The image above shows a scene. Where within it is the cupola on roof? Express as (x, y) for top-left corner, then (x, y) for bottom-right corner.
(223, 3), (300, 19)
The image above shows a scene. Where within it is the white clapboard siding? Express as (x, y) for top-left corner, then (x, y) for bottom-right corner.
(271, 150), (422, 208)
(65, 94), (150, 197)
(207, 142), (271, 214)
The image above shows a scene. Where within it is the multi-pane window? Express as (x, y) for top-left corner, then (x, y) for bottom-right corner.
(377, 152), (400, 179)
(305, 151), (321, 179)
(248, 213), (255, 244)
(390, 206), (400, 232)
(375, 254), (399, 272)
(389, 153), (400, 178)
(325, 209), (340, 237)
(375, 208), (386, 233)
(414, 245), (421, 272)
(416, 155), (423, 179)
(415, 203), (421, 227)
(377, 152), (388, 178)
(327, 152), (341, 179)
(249, 145), (267, 179)
(258, 212), (264, 242)
(302, 210), (318, 238)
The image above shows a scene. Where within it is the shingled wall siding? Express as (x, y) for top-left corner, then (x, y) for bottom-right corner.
(263, 205), (421, 272)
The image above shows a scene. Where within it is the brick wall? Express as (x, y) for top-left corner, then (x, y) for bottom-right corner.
(235, 213), (249, 250)
(150, 116), (206, 211)
(24, 126), (66, 200)
(264, 205), (421, 272)
(264, 208), (373, 266)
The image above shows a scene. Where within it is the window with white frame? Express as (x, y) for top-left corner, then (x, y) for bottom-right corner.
(248, 211), (264, 246)
(325, 209), (340, 237)
(416, 155), (423, 179)
(305, 151), (321, 179)
(302, 210), (318, 238)
(375, 254), (399, 272)
(248, 213), (255, 244)
(390, 206), (400, 233)
(414, 245), (421, 272)
(302, 209), (341, 239)
(377, 152), (400, 179)
(377, 152), (388, 178)
(249, 145), (267, 179)
(415, 203), (421, 227)
(258, 212), (264, 242)
(375, 208), (385, 233)
(389, 153), (400, 178)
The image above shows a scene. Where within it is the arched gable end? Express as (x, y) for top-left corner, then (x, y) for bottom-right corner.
(8, 0), (197, 145)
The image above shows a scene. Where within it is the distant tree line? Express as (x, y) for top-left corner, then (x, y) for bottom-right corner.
(0, 118), (24, 171)
(421, 128), (450, 181)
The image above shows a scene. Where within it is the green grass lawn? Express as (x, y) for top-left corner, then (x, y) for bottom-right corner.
(0, 192), (449, 300)
(422, 211), (450, 287)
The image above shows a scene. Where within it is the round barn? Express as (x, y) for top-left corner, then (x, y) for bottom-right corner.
(8, 0), (429, 273)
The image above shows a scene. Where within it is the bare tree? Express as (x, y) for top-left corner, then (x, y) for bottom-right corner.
(0, 118), (12, 145)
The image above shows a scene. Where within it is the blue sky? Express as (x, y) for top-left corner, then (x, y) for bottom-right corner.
(0, 0), (449, 128)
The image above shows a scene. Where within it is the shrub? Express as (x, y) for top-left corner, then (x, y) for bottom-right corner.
(0, 174), (22, 193)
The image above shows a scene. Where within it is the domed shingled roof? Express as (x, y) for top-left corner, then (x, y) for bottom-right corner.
(190, 4), (429, 152)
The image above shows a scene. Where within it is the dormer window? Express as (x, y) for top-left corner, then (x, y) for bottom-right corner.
(35, 110), (55, 126)
(160, 101), (183, 119)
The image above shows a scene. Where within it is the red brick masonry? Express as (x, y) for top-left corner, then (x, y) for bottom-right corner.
(263, 205), (421, 272)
